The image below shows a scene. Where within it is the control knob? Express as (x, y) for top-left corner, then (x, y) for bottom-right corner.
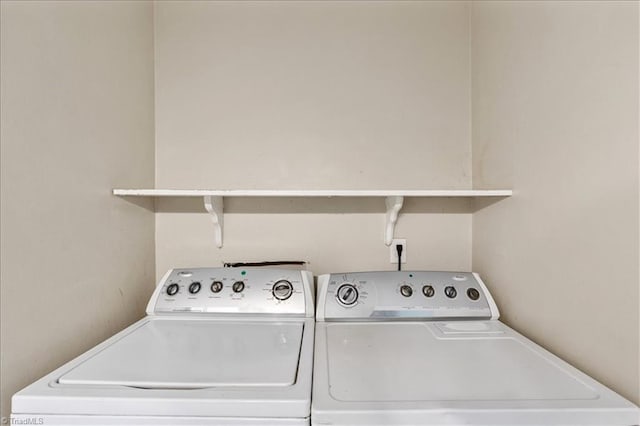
(400, 285), (413, 297)
(444, 286), (457, 299)
(467, 288), (480, 301)
(232, 281), (245, 293)
(422, 285), (435, 298)
(188, 282), (201, 294)
(166, 283), (179, 296)
(272, 280), (294, 301)
(336, 283), (358, 306)
(210, 281), (223, 293)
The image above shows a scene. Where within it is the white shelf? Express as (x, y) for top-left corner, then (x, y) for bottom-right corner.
(113, 188), (512, 248)
(113, 189), (512, 197)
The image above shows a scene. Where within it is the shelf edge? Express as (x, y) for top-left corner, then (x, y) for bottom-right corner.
(112, 189), (513, 197)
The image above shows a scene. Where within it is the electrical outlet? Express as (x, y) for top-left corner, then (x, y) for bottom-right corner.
(389, 239), (407, 264)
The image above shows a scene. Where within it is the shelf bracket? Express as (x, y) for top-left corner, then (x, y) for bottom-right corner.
(204, 196), (224, 248)
(384, 196), (404, 246)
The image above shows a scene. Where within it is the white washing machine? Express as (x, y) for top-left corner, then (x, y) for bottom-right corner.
(12, 267), (315, 425)
(312, 271), (639, 426)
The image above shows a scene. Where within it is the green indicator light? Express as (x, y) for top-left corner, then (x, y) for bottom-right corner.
(241, 270), (246, 276)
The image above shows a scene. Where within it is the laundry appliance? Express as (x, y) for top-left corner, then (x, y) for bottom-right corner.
(312, 271), (639, 425)
(12, 267), (315, 425)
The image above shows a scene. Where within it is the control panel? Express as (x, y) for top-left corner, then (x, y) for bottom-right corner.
(146, 268), (314, 317)
(317, 271), (499, 321)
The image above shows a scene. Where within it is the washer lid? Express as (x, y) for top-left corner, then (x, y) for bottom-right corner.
(325, 322), (598, 402)
(59, 319), (303, 389)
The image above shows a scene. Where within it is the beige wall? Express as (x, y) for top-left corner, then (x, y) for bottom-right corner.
(2, 0), (638, 418)
(154, 0), (474, 277)
(471, 1), (639, 404)
(0, 1), (155, 418)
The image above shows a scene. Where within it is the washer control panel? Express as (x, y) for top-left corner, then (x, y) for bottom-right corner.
(317, 271), (498, 321)
(147, 268), (314, 316)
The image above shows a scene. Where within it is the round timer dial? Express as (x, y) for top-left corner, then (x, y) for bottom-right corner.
(272, 280), (294, 301)
(336, 283), (358, 307)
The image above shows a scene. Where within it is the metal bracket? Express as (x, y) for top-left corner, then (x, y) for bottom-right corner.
(384, 196), (404, 246)
(204, 196), (224, 248)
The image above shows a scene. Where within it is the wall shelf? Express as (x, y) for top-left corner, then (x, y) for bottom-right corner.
(113, 189), (512, 197)
(113, 188), (512, 248)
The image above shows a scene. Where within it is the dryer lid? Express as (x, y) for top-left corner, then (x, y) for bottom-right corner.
(324, 322), (598, 402)
(59, 319), (304, 389)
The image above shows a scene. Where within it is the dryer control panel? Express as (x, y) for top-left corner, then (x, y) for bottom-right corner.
(316, 271), (499, 321)
(147, 268), (314, 317)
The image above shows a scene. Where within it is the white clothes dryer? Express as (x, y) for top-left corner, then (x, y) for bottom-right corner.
(312, 271), (639, 426)
(12, 267), (315, 425)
